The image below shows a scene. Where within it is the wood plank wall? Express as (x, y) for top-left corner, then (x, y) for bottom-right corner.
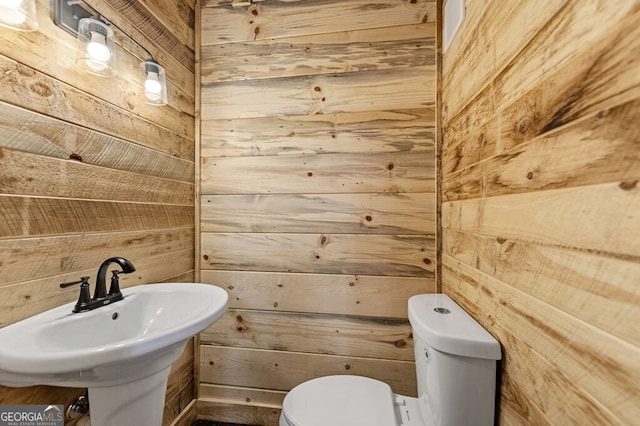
(198, 0), (436, 423)
(0, 1), (197, 423)
(441, 0), (640, 424)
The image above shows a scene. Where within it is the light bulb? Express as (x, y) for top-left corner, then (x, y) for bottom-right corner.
(86, 31), (111, 62)
(0, 0), (27, 25)
(144, 71), (162, 101)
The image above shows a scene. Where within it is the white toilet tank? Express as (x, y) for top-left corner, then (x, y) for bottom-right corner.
(408, 294), (502, 426)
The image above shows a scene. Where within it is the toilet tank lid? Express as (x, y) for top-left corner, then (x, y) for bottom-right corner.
(408, 294), (502, 360)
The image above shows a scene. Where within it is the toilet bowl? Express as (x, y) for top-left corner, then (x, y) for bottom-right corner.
(279, 294), (502, 426)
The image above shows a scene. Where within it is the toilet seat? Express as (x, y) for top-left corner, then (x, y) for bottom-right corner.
(281, 375), (398, 426)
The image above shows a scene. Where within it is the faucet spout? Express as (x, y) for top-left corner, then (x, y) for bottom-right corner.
(95, 257), (136, 300)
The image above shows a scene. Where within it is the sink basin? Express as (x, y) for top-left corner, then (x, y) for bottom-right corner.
(0, 283), (228, 426)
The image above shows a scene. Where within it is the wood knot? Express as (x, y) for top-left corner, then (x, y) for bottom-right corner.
(365, 215), (372, 222)
(30, 82), (53, 98)
(203, 254), (209, 260)
(395, 340), (407, 348)
(236, 315), (244, 322)
(516, 117), (532, 135)
(423, 258), (432, 265)
(349, 282), (355, 287)
(314, 86), (322, 92)
(16, 63), (35, 76)
(619, 180), (638, 191)
(344, 364), (351, 370)
(526, 171), (533, 180)
(307, 171), (313, 176)
(69, 153), (83, 162)
(251, 9), (258, 15)
(387, 162), (395, 171)
(320, 236), (327, 245)
(496, 237), (507, 244)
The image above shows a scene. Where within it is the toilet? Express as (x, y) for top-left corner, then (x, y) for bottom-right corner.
(279, 294), (502, 426)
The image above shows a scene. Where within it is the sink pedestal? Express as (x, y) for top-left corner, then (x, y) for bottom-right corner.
(88, 367), (171, 426)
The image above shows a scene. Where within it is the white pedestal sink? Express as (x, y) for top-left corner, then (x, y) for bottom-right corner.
(0, 283), (228, 426)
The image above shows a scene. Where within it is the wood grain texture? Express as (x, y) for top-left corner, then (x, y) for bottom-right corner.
(0, 148), (193, 204)
(0, 196), (194, 238)
(201, 151), (435, 195)
(201, 233), (435, 276)
(202, 23), (435, 83)
(443, 229), (640, 348)
(201, 109), (435, 158)
(201, 0), (435, 45)
(442, 182), (640, 259)
(442, 257), (638, 425)
(441, 0), (640, 423)
(199, 1), (435, 422)
(443, 1), (640, 176)
(201, 67), (434, 120)
(200, 345), (417, 396)
(201, 193), (435, 234)
(200, 270), (434, 318)
(0, 102), (194, 182)
(201, 309), (413, 360)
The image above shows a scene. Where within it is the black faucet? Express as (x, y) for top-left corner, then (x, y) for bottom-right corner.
(60, 257), (136, 313)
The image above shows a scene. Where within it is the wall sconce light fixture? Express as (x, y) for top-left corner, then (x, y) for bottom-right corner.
(53, 0), (168, 105)
(0, 0), (39, 31)
(76, 17), (117, 77)
(141, 59), (168, 105)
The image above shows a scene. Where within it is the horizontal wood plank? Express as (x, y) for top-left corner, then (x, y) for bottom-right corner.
(201, 67), (435, 120)
(200, 270), (433, 318)
(0, 148), (193, 205)
(201, 233), (435, 276)
(0, 196), (194, 238)
(442, 182), (640, 260)
(201, 193), (435, 234)
(202, 24), (434, 83)
(0, 102), (194, 182)
(200, 345), (417, 396)
(201, 151), (435, 195)
(201, 108), (435, 158)
(199, 384), (286, 408)
(201, 0), (435, 45)
(201, 309), (413, 361)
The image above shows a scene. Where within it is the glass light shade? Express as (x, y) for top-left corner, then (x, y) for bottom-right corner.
(0, 0), (38, 31)
(141, 60), (167, 106)
(76, 18), (116, 77)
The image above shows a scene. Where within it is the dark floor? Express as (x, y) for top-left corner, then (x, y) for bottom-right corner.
(191, 421), (251, 426)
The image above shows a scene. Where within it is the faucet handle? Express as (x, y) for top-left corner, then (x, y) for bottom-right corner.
(60, 276), (92, 313)
(108, 270), (124, 301)
(60, 276), (91, 288)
